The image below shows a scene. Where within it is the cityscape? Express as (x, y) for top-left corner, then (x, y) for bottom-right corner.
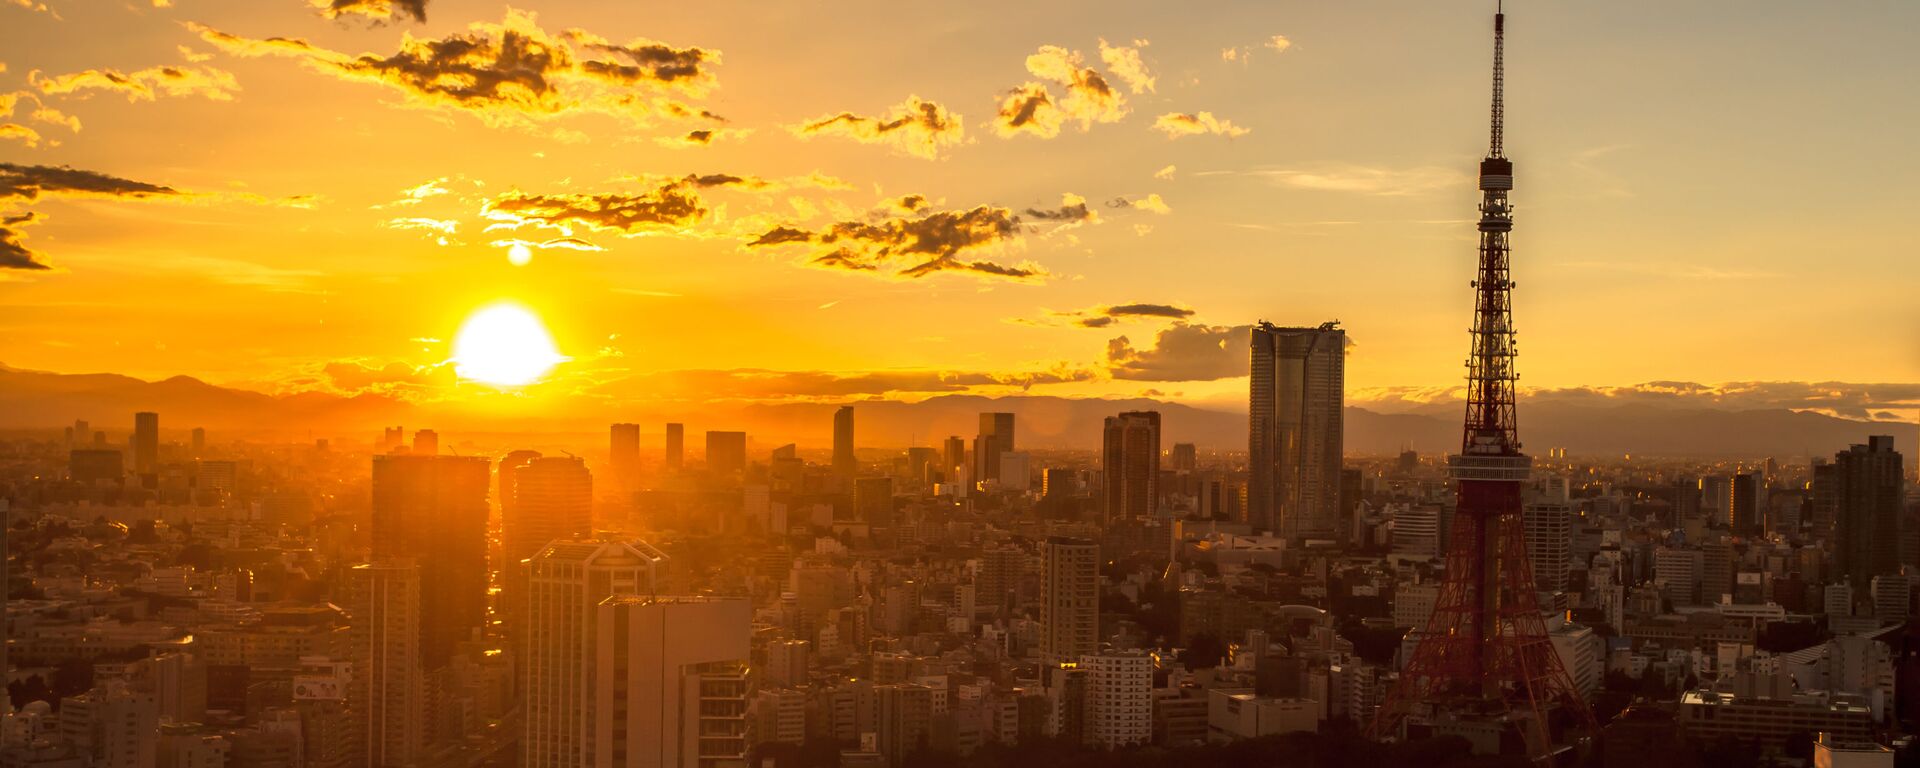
(3, 2), (1919, 768)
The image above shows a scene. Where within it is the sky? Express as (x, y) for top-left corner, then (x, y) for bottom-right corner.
(2, 0), (1918, 418)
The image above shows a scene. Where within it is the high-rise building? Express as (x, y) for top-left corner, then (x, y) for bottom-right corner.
(609, 423), (640, 492)
(371, 454), (490, 669)
(58, 680), (159, 768)
(381, 426), (405, 453)
(832, 406), (855, 486)
(190, 427), (205, 456)
(973, 413), (1016, 485)
(588, 596), (751, 768)
(524, 540), (667, 768)
(410, 429), (438, 456)
(705, 431), (746, 475)
(504, 456), (595, 573)
(664, 423), (684, 470)
(348, 561), (423, 768)
(70, 449), (125, 485)
(1524, 501), (1573, 594)
(1102, 411), (1161, 523)
(1247, 322), (1344, 540)
(1835, 436), (1904, 596)
(942, 435), (966, 484)
(133, 411), (159, 477)
(1081, 651), (1153, 749)
(854, 476), (894, 527)
(1730, 472), (1763, 536)
(1040, 537), (1099, 663)
(1170, 443), (1197, 472)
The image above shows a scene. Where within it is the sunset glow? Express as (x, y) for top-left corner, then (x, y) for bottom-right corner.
(450, 303), (566, 387)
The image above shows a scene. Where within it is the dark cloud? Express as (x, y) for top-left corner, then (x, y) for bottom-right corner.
(1106, 322), (1251, 381)
(0, 212), (50, 270)
(1023, 193), (1094, 222)
(484, 180), (707, 235)
(192, 11), (719, 128)
(992, 83), (1062, 138)
(1153, 111), (1249, 138)
(684, 129), (713, 144)
(749, 203), (1050, 281)
(1024, 46), (1126, 128)
(0, 162), (179, 201)
(796, 96), (965, 160)
(1022, 301), (1194, 329)
(313, 0), (428, 23)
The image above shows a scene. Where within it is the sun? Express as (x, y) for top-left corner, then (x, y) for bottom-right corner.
(451, 303), (567, 386)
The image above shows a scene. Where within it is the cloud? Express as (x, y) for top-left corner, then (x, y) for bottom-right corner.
(0, 162), (179, 201)
(1267, 35), (1293, 53)
(189, 10), (720, 131)
(991, 83), (1063, 139)
(1153, 111), (1249, 139)
(795, 95), (965, 160)
(31, 64), (239, 102)
(1226, 165), (1468, 196)
(748, 201), (1059, 281)
(311, 0), (428, 23)
(1154, 165), (1176, 181)
(322, 359), (453, 396)
(1097, 38), (1154, 94)
(489, 236), (603, 252)
(483, 178), (707, 236)
(1, 211), (50, 270)
(0, 123), (39, 148)
(1107, 193), (1170, 214)
(1024, 45), (1125, 128)
(1, 91), (81, 147)
(1106, 322), (1251, 381)
(1026, 301), (1195, 329)
(589, 365), (1096, 402)
(1023, 193), (1095, 223)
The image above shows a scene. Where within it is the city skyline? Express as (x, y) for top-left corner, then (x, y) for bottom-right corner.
(2, 1), (1918, 422)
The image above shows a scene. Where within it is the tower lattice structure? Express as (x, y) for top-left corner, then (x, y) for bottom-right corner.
(1370, 5), (1597, 762)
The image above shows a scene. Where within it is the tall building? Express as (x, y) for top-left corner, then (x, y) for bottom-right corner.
(705, 431), (746, 475)
(348, 561), (424, 768)
(1524, 501), (1573, 594)
(190, 427), (205, 456)
(832, 406), (855, 487)
(1102, 411), (1161, 523)
(973, 413), (1016, 485)
(524, 540), (667, 768)
(1835, 436), (1904, 596)
(371, 454), (491, 669)
(942, 435), (966, 484)
(70, 449), (125, 485)
(664, 423), (684, 470)
(1731, 472), (1763, 536)
(412, 428), (439, 456)
(609, 423), (640, 492)
(1040, 537), (1099, 663)
(853, 476), (894, 527)
(588, 596), (751, 768)
(1170, 443), (1197, 472)
(1247, 322), (1345, 540)
(1082, 652), (1153, 749)
(133, 411), (159, 477)
(504, 457), (595, 572)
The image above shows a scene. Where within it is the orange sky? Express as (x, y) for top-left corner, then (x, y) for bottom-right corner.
(3, 0), (1918, 417)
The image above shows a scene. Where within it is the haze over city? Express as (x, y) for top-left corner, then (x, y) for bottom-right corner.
(3, 2), (1920, 768)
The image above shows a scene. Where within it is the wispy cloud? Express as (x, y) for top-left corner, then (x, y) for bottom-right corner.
(1208, 164), (1468, 196)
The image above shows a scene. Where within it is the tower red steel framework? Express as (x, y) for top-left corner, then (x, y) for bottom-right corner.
(1370, 4), (1597, 762)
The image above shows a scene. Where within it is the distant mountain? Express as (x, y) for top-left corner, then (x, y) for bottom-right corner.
(0, 366), (1910, 460)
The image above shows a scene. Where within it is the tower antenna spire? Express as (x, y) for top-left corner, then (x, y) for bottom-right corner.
(1490, 1), (1506, 157)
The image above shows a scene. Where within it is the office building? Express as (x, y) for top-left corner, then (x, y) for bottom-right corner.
(133, 411), (159, 477)
(1102, 411), (1161, 523)
(1525, 501), (1573, 594)
(833, 406), (855, 487)
(705, 430), (747, 475)
(1836, 437), (1904, 596)
(70, 448), (125, 485)
(371, 454), (491, 669)
(348, 561), (424, 768)
(588, 596), (752, 768)
(664, 423), (684, 470)
(1731, 471), (1763, 536)
(1040, 537), (1099, 663)
(854, 476), (894, 527)
(943, 435), (966, 484)
(609, 423), (640, 492)
(412, 428), (439, 456)
(973, 413), (1016, 485)
(1248, 322), (1344, 540)
(1082, 652), (1153, 749)
(524, 540), (667, 768)
(189, 427), (205, 456)
(504, 456), (595, 575)
(1170, 443), (1197, 472)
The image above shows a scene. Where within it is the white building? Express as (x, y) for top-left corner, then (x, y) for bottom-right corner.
(1081, 652), (1153, 749)
(524, 540), (667, 768)
(589, 596), (752, 768)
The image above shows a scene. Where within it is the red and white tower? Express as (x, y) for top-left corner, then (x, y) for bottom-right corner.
(1371, 4), (1596, 762)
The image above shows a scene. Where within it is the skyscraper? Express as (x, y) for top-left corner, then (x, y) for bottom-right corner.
(504, 456), (595, 571)
(973, 412), (1015, 485)
(588, 596), (751, 768)
(412, 428), (439, 456)
(348, 560), (423, 768)
(1524, 500), (1573, 594)
(609, 423), (640, 492)
(664, 423), (684, 470)
(705, 431), (747, 475)
(1835, 436), (1904, 596)
(1731, 471), (1763, 536)
(524, 540), (667, 768)
(832, 406), (855, 487)
(1248, 321), (1345, 540)
(1102, 411), (1161, 523)
(1040, 536), (1099, 663)
(133, 411), (159, 476)
(370, 454), (490, 669)
(943, 435), (966, 485)
(854, 476), (894, 527)
(190, 427), (205, 456)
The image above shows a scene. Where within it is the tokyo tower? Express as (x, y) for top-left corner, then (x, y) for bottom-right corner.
(1369, 3), (1597, 762)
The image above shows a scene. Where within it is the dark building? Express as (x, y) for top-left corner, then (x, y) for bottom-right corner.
(371, 454), (491, 669)
(973, 413), (1015, 485)
(1102, 411), (1161, 523)
(1248, 322), (1344, 540)
(609, 423), (639, 491)
(1731, 471), (1762, 536)
(705, 431), (747, 475)
(854, 476), (894, 527)
(664, 422), (684, 470)
(133, 411), (159, 477)
(69, 449), (125, 485)
(1835, 436), (1904, 596)
(832, 406), (855, 487)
